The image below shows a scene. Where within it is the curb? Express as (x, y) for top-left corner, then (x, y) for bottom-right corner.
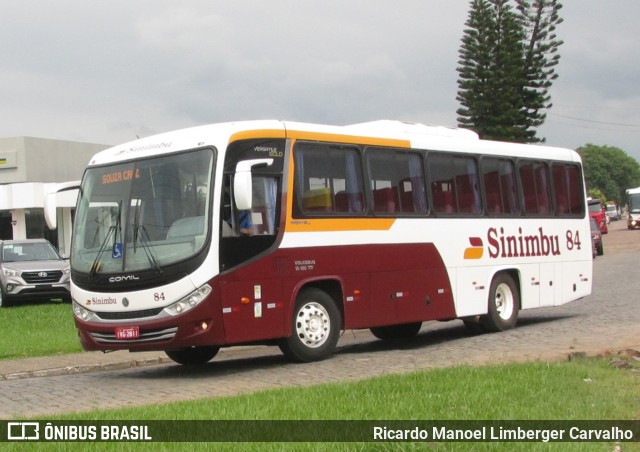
(0, 356), (172, 381)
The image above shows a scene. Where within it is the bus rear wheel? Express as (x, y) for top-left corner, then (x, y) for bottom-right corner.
(165, 346), (220, 365)
(279, 288), (341, 363)
(480, 273), (519, 332)
(370, 322), (422, 340)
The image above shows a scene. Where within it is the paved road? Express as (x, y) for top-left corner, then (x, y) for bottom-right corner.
(1, 220), (638, 418)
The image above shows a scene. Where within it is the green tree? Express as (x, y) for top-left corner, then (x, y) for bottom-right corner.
(578, 144), (640, 204)
(456, 0), (563, 143)
(516, 1), (563, 137)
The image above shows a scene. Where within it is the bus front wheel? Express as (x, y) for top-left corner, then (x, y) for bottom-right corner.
(279, 288), (341, 363)
(480, 273), (519, 332)
(165, 346), (220, 365)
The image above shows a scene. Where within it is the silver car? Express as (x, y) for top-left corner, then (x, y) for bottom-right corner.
(0, 239), (71, 307)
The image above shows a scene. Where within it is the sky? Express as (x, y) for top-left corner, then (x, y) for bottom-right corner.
(1, 1), (639, 161)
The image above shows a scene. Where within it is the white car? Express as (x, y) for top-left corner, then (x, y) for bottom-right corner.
(0, 239), (71, 307)
(605, 204), (619, 221)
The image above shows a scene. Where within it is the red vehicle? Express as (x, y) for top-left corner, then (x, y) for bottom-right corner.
(588, 199), (608, 234)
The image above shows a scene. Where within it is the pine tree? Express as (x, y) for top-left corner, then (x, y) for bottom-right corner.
(456, 0), (497, 134)
(516, 0), (564, 141)
(456, 0), (563, 143)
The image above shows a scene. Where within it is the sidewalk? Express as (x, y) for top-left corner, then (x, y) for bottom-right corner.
(0, 350), (170, 381)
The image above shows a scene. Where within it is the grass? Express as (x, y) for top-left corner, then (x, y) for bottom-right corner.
(0, 302), (82, 359)
(4, 356), (640, 451)
(1, 304), (638, 450)
(63, 356), (640, 420)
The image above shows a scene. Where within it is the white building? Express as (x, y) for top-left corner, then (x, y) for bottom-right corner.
(0, 137), (109, 256)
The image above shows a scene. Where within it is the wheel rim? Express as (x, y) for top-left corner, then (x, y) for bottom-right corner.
(494, 282), (514, 320)
(295, 302), (331, 348)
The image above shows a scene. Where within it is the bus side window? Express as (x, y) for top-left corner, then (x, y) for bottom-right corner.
(366, 149), (427, 215)
(221, 174), (279, 236)
(428, 153), (481, 215)
(294, 142), (365, 216)
(519, 161), (551, 215)
(552, 163), (584, 216)
(481, 157), (517, 215)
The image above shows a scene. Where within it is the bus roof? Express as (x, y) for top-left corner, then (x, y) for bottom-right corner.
(87, 119), (581, 166)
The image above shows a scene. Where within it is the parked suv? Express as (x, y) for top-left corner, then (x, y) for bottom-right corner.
(0, 239), (70, 307)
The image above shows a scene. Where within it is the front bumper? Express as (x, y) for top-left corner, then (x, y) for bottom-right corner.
(74, 295), (224, 352)
(2, 278), (70, 301)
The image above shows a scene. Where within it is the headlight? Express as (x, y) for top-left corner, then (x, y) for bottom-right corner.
(73, 302), (89, 320)
(2, 267), (20, 277)
(163, 284), (212, 316)
(72, 301), (100, 322)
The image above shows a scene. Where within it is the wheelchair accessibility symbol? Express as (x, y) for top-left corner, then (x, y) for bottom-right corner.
(112, 243), (123, 259)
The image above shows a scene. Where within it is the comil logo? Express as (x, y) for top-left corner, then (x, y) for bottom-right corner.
(464, 237), (484, 259)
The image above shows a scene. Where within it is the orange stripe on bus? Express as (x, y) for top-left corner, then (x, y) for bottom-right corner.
(229, 129), (411, 149)
(286, 131), (410, 148)
(229, 129), (287, 142)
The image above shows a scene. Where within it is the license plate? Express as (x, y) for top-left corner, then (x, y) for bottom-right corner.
(115, 326), (140, 340)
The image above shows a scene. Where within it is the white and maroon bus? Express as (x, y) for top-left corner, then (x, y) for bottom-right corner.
(52, 120), (592, 364)
(626, 187), (640, 229)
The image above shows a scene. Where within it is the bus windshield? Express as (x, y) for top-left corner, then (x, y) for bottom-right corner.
(629, 194), (640, 213)
(71, 148), (214, 276)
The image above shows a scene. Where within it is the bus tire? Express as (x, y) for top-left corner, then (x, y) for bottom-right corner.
(279, 288), (341, 363)
(480, 273), (519, 332)
(165, 346), (220, 365)
(370, 322), (422, 340)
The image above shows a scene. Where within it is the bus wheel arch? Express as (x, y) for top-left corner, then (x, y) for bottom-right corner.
(480, 270), (520, 332)
(290, 279), (345, 330)
(279, 284), (342, 363)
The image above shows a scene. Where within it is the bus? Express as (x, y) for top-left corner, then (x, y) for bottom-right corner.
(47, 120), (592, 365)
(626, 187), (640, 229)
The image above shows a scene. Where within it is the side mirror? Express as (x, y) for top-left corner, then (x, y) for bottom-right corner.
(45, 181), (81, 229)
(233, 159), (273, 210)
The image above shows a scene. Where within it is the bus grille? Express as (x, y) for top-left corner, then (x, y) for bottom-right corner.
(96, 308), (164, 320)
(90, 327), (178, 344)
(22, 271), (63, 283)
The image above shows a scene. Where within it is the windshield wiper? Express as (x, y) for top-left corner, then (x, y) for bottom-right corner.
(89, 201), (122, 280)
(89, 226), (115, 280)
(132, 207), (162, 275)
(133, 224), (162, 274)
